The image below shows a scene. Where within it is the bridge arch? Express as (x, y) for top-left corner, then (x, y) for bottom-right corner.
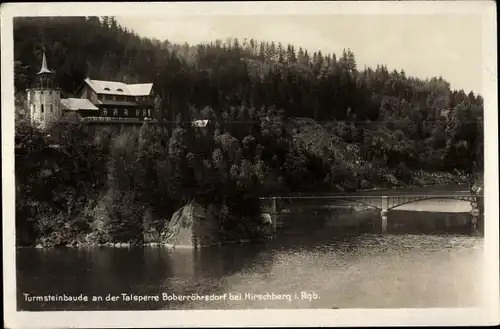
(259, 196), (383, 213)
(319, 198), (383, 211)
(386, 196), (475, 211)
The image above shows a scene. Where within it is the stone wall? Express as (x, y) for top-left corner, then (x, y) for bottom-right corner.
(27, 88), (62, 128)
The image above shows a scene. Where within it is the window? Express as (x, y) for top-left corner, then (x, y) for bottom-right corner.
(113, 108), (118, 116)
(103, 108), (107, 116)
(136, 109), (140, 117)
(113, 95), (116, 101)
(124, 109), (128, 116)
(143, 109), (147, 117)
(117, 88), (123, 92)
(148, 109), (151, 117)
(49, 105), (53, 113)
(41, 105), (44, 113)
(104, 87), (110, 91)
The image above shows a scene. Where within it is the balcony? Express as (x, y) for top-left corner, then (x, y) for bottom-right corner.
(79, 117), (157, 124)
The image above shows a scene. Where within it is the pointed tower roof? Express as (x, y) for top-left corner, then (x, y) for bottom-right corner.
(37, 52), (53, 75)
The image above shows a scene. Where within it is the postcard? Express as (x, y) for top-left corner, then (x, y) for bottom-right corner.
(2, 1), (498, 328)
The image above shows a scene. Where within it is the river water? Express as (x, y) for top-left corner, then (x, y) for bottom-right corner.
(17, 184), (484, 311)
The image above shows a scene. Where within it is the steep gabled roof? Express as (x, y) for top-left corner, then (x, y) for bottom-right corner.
(127, 83), (154, 96)
(60, 98), (99, 111)
(83, 78), (153, 96)
(84, 78), (129, 95)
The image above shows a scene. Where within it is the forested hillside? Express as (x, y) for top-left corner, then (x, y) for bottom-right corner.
(14, 17), (484, 247)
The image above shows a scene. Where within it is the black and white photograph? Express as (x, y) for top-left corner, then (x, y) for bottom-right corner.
(2, 1), (499, 328)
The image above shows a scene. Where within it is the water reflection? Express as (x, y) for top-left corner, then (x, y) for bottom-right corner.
(17, 207), (482, 311)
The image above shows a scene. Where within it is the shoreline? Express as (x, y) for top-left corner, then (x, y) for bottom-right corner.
(16, 177), (473, 250)
(17, 238), (261, 250)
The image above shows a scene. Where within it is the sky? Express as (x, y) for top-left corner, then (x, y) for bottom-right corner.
(116, 14), (483, 94)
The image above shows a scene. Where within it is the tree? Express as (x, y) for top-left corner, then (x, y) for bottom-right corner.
(14, 17), (484, 246)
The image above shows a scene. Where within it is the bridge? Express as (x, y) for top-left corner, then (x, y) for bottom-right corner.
(259, 193), (483, 233)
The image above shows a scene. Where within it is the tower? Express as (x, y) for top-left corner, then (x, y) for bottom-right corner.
(26, 52), (61, 129)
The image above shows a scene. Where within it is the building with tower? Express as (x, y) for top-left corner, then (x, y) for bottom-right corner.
(25, 52), (62, 129)
(25, 52), (156, 130)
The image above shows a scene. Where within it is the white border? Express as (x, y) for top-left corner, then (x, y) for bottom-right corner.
(1, 1), (498, 328)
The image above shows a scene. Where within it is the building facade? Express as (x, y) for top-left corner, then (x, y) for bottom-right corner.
(73, 78), (154, 120)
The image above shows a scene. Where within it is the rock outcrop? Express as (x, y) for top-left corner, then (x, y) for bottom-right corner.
(160, 202), (219, 248)
(161, 201), (273, 248)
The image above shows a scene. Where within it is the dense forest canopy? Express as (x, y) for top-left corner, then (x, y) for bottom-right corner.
(14, 16), (484, 247)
